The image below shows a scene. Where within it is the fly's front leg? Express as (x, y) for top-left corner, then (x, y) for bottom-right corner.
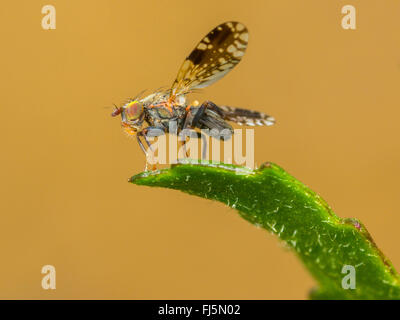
(137, 127), (165, 171)
(136, 133), (147, 155)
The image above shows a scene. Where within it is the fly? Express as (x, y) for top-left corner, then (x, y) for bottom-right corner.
(112, 21), (275, 166)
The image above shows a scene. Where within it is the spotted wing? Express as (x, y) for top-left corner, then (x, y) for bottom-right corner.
(218, 105), (275, 126)
(171, 21), (249, 95)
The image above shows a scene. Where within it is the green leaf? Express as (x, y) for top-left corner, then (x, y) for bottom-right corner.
(130, 160), (400, 299)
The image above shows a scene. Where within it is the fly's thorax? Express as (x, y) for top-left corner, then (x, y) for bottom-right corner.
(148, 106), (172, 119)
(144, 104), (186, 132)
(115, 90), (188, 135)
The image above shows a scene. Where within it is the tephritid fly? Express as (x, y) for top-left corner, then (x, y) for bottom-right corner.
(112, 21), (275, 164)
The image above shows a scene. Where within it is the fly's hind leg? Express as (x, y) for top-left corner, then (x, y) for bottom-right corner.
(181, 99), (234, 162)
(180, 130), (208, 160)
(191, 100), (226, 124)
(192, 101), (233, 140)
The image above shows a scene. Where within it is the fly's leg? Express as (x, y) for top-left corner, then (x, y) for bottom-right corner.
(182, 100), (233, 161)
(195, 100), (233, 141)
(180, 128), (208, 160)
(137, 127), (165, 171)
(181, 99), (234, 161)
(136, 131), (152, 171)
(136, 134), (147, 155)
(181, 140), (190, 158)
(192, 100), (223, 127)
(192, 131), (208, 160)
(191, 100), (225, 126)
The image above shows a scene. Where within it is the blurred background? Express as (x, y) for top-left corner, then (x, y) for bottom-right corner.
(1, 0), (399, 299)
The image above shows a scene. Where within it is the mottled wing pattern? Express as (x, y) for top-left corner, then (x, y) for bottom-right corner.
(171, 21), (249, 95)
(218, 105), (275, 126)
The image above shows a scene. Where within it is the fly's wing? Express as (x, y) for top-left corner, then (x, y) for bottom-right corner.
(171, 21), (249, 96)
(218, 105), (275, 126)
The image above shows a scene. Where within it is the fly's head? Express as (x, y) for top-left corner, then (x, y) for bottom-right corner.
(111, 99), (144, 135)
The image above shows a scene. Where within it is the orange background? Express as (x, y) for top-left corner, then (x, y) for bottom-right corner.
(1, 0), (399, 299)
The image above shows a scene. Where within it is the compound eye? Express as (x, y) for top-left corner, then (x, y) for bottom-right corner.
(125, 101), (143, 120)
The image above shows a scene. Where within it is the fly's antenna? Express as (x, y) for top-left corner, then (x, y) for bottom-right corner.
(111, 104), (122, 117)
(104, 103), (118, 110)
